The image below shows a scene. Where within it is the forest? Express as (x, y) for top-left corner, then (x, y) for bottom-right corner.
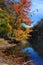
(0, 0), (43, 65)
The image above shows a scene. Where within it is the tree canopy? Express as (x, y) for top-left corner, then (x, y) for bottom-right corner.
(0, 0), (32, 41)
(0, 0), (33, 65)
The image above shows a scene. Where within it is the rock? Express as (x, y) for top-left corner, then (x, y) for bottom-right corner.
(0, 63), (8, 65)
(0, 38), (16, 49)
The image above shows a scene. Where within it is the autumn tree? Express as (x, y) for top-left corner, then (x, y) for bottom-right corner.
(0, 0), (32, 41)
(0, 0), (33, 65)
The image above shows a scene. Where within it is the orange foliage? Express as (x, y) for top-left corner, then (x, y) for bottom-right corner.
(0, 0), (33, 41)
(9, 0), (32, 26)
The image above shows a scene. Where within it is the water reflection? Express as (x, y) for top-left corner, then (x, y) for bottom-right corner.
(21, 47), (43, 65)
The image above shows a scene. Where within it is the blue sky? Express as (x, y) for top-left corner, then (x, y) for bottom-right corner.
(6, 0), (43, 28)
(23, 0), (43, 28)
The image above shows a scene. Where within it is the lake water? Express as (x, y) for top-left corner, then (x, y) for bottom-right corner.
(21, 47), (43, 65)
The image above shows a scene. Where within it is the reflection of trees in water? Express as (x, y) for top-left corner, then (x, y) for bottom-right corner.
(28, 19), (43, 57)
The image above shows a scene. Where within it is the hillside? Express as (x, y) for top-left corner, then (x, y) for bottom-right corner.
(29, 19), (43, 57)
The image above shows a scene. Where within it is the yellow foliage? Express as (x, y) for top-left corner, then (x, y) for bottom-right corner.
(6, 23), (12, 33)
